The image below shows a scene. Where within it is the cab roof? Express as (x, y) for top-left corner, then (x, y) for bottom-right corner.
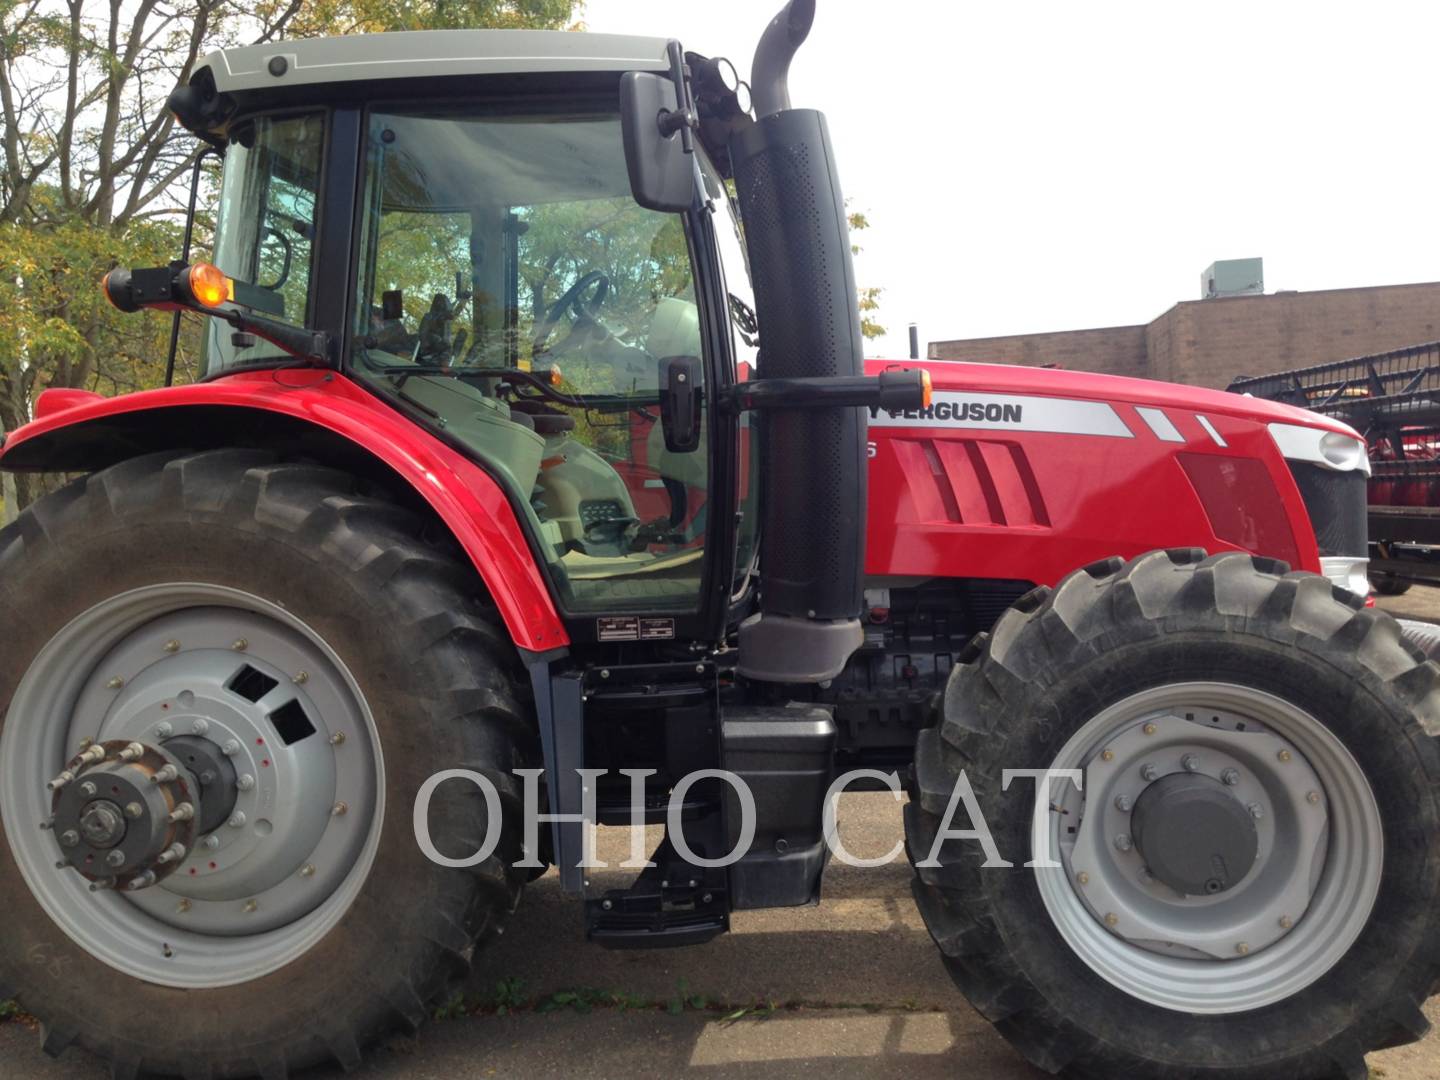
(196, 30), (671, 95)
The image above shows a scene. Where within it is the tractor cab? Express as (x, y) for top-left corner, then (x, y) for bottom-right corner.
(187, 36), (761, 624)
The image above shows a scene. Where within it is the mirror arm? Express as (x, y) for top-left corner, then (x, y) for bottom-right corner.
(723, 369), (928, 413)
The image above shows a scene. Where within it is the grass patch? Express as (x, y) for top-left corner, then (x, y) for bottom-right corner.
(430, 977), (943, 1023)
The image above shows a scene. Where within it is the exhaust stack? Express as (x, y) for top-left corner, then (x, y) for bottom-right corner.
(731, 0), (868, 683)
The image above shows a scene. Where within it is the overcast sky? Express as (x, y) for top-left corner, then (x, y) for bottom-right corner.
(583, 0), (1440, 360)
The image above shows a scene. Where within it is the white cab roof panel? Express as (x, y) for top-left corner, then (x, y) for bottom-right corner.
(200, 30), (671, 94)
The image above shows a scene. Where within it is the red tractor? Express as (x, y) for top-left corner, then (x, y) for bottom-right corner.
(1, 5), (1437, 1078)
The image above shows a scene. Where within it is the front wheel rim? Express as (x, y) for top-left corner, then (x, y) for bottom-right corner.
(1, 584), (385, 989)
(1034, 681), (1382, 1014)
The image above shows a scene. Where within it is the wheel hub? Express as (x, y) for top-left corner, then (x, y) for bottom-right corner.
(1130, 772), (1258, 896)
(78, 800), (126, 848)
(48, 740), (199, 891)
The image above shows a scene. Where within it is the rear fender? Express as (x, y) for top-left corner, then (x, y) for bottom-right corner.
(0, 372), (568, 652)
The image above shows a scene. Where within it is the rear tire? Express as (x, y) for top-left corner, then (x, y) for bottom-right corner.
(907, 549), (1440, 1079)
(0, 450), (533, 1077)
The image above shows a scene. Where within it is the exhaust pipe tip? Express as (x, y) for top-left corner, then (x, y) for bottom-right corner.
(751, 0), (817, 118)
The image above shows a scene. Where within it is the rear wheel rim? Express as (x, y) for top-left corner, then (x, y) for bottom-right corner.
(1, 584), (385, 989)
(1034, 681), (1382, 1014)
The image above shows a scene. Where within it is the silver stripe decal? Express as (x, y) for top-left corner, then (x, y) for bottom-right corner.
(1136, 406), (1184, 443)
(1196, 414), (1228, 447)
(869, 391), (1134, 438)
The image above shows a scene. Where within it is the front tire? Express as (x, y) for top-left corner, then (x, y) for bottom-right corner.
(0, 450), (532, 1077)
(906, 550), (1440, 1079)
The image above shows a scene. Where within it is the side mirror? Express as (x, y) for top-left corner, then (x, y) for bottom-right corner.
(620, 71), (696, 212)
(659, 355), (703, 452)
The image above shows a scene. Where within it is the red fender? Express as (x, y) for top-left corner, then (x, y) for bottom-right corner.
(0, 371), (569, 652)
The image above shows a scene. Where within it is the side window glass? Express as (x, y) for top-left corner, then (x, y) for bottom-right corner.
(351, 110), (711, 614)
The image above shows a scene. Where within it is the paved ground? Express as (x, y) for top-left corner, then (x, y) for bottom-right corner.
(3, 590), (1440, 1079)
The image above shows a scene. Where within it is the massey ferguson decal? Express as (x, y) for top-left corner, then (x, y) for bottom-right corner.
(869, 391), (1134, 438)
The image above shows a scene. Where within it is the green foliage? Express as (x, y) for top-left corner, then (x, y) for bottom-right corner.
(847, 209), (885, 341)
(0, 999), (19, 1022)
(491, 976), (527, 1015)
(0, 0), (580, 515)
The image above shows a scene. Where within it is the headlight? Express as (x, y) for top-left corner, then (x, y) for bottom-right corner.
(1268, 422), (1370, 476)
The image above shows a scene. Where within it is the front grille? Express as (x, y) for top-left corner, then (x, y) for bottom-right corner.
(1289, 463), (1367, 556)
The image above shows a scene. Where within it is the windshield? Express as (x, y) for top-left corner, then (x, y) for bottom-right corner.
(203, 113), (322, 375)
(351, 105), (708, 615)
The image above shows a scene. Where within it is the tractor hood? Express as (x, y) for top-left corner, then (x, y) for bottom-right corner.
(866, 358), (1363, 441)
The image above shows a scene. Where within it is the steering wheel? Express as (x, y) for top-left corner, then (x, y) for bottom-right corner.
(533, 271), (611, 356)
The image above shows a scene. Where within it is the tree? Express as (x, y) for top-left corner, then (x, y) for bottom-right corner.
(847, 208), (885, 341)
(0, 0), (580, 523)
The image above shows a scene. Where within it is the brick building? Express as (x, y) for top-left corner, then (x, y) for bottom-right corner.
(929, 279), (1440, 389)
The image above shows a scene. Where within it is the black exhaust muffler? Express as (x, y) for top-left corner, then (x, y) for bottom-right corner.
(731, 0), (867, 683)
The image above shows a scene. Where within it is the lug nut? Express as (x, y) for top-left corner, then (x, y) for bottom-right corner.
(300, 864), (315, 878)
(79, 781), (98, 797)
(1114, 794), (1133, 812)
(118, 742), (146, 762)
(331, 801), (348, 817)
(47, 771), (74, 792)
(293, 671), (309, 685)
(105, 849), (126, 868)
(1104, 912), (1119, 927)
(59, 830), (80, 848)
(1101, 749), (1115, 762)
(191, 719), (210, 736)
(1236, 942), (1250, 955)
(150, 764), (179, 784)
(1277, 749), (1292, 763)
(125, 802), (144, 819)
(167, 803), (195, 824)
(236, 774), (255, 792)
(228, 812), (246, 828)
(176, 898), (192, 914)
(204, 834), (221, 850)
(88, 879), (114, 892)
(153, 722), (173, 739)
(106, 676), (125, 690)
(1248, 803), (1264, 820)
(126, 870), (157, 891)
(232, 638), (248, 652)
(1142, 722), (1157, 736)
(242, 899), (258, 913)
(1221, 768), (1240, 786)
(155, 843), (186, 865)
(77, 745), (107, 767)
(1181, 754), (1200, 773)
(1140, 763), (1159, 781)
(1076, 871), (1090, 886)
(221, 740), (240, 757)
(164, 640), (181, 653)
(1306, 791), (1321, 805)
(330, 732), (345, 746)
(1114, 834), (1133, 852)
(1279, 915), (1294, 930)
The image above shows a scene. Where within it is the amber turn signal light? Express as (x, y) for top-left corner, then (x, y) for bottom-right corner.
(101, 268), (137, 313)
(919, 369), (933, 410)
(545, 364), (563, 386)
(181, 262), (233, 308)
